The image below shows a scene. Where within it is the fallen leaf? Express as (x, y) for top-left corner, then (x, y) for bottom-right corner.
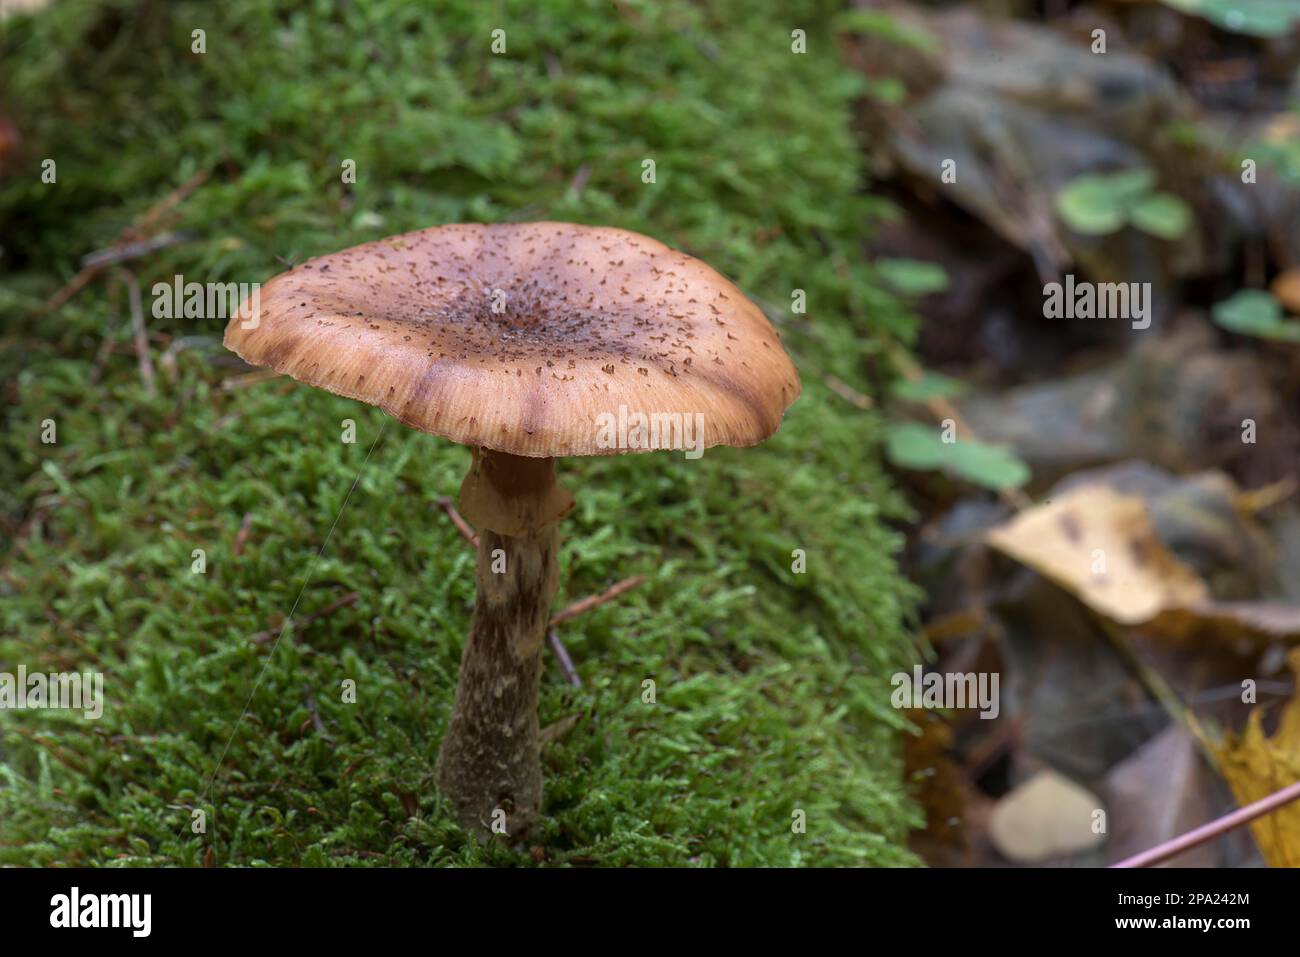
(1147, 602), (1300, 646)
(986, 484), (1208, 625)
(988, 769), (1106, 862)
(903, 709), (972, 865)
(1213, 649), (1300, 867)
(1103, 725), (1216, 867)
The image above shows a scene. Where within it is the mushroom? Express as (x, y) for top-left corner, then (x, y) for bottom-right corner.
(222, 222), (800, 837)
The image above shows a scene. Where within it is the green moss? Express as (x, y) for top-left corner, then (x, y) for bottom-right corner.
(0, 0), (921, 865)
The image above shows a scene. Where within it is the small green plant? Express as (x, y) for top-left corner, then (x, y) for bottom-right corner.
(1055, 168), (1192, 239)
(1212, 290), (1300, 341)
(877, 258), (950, 297)
(885, 422), (1030, 491)
(1162, 0), (1300, 38)
(1247, 111), (1300, 188)
(889, 370), (965, 403)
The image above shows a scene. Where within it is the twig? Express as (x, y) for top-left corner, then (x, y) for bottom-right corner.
(962, 715), (1024, 781)
(436, 496), (479, 547)
(547, 629), (582, 687)
(824, 373), (874, 410)
(113, 268), (156, 396)
(1091, 608), (1221, 771)
(250, 591), (360, 645)
(568, 164), (591, 198)
(81, 230), (194, 270)
(303, 686), (335, 742)
(158, 335), (219, 379)
(220, 369), (280, 391)
(551, 575), (647, 625)
(88, 332), (117, 386)
(133, 168), (210, 235)
(7, 726), (90, 776)
(46, 266), (101, 314)
(1111, 779), (1300, 868)
(46, 168), (208, 312)
(232, 512), (254, 557)
(161, 378), (196, 429)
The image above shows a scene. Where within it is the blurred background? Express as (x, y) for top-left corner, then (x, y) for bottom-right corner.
(1, 0), (1298, 867)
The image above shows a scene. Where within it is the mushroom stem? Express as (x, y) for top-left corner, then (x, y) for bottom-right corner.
(435, 449), (572, 838)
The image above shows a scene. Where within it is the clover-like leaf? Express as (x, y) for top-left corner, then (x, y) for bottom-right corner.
(885, 423), (948, 471)
(886, 424), (1030, 490)
(877, 258), (950, 296)
(1164, 0), (1300, 38)
(1212, 290), (1300, 341)
(947, 440), (1032, 490)
(1131, 192), (1192, 240)
(1055, 174), (1127, 235)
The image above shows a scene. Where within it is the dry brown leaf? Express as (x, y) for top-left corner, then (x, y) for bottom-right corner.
(1213, 649), (1300, 867)
(903, 709), (972, 865)
(985, 480), (1300, 646)
(1148, 602), (1300, 646)
(1103, 725), (1216, 867)
(986, 484), (1208, 625)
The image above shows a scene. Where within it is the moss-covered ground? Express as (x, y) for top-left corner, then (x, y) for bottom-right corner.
(0, 0), (921, 865)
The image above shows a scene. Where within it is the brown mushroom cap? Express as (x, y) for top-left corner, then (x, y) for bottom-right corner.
(223, 222), (801, 457)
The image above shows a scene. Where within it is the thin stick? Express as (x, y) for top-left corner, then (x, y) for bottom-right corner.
(46, 169), (208, 312)
(303, 687), (335, 742)
(232, 512), (254, 557)
(436, 496), (479, 547)
(568, 164), (591, 198)
(81, 230), (193, 270)
(114, 268), (156, 396)
(250, 591), (360, 645)
(1111, 779), (1300, 868)
(220, 368), (281, 391)
(824, 373), (874, 410)
(548, 629), (582, 687)
(437, 496), (646, 627)
(551, 575), (647, 625)
(158, 334), (219, 379)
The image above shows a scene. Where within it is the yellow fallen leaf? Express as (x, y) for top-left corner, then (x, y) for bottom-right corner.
(985, 484), (1208, 625)
(1213, 650), (1300, 867)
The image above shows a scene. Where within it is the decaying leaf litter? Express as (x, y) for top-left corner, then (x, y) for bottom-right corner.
(858, 0), (1300, 867)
